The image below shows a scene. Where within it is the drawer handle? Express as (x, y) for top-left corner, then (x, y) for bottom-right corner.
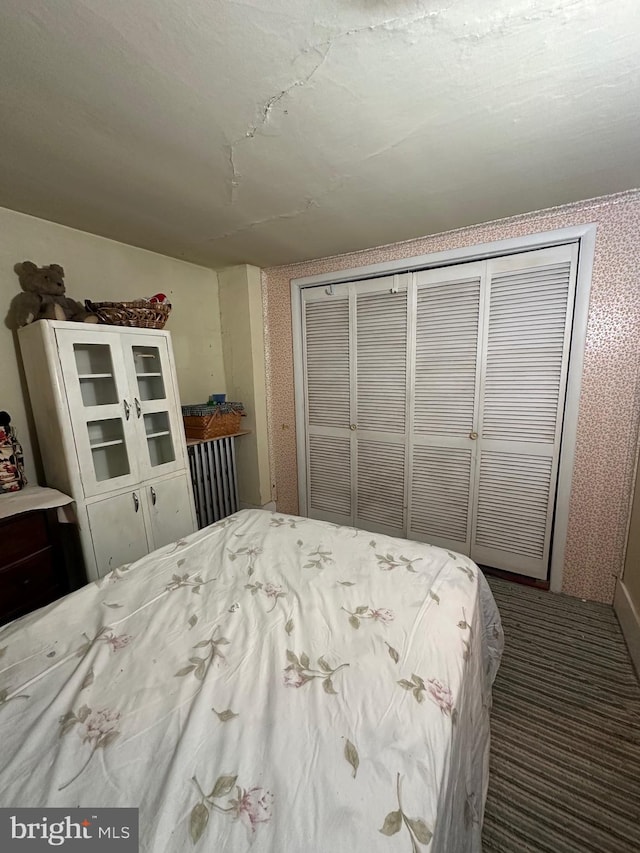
(150, 486), (157, 506)
(133, 492), (139, 512)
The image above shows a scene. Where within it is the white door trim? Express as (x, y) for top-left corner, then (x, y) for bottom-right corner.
(291, 224), (597, 592)
(547, 225), (596, 592)
(292, 225), (596, 286)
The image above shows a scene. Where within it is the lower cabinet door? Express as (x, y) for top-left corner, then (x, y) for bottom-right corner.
(87, 490), (150, 576)
(146, 474), (195, 550)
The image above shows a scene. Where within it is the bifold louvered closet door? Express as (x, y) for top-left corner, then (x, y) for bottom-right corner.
(407, 262), (484, 555)
(470, 247), (578, 576)
(301, 244), (578, 579)
(303, 275), (410, 537)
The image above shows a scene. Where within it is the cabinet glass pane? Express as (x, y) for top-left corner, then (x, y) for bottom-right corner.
(74, 344), (118, 407)
(87, 418), (130, 481)
(133, 346), (166, 401)
(144, 411), (175, 466)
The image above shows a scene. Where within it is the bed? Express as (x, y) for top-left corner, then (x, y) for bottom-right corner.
(0, 509), (503, 852)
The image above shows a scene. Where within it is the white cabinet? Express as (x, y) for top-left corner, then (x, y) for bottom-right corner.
(19, 321), (196, 581)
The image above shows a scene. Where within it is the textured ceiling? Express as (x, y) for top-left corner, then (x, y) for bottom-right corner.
(1, 0), (639, 268)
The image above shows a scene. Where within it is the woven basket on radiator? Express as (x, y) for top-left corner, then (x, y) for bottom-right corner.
(182, 403), (245, 440)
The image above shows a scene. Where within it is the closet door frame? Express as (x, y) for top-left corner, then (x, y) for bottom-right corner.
(292, 224), (597, 592)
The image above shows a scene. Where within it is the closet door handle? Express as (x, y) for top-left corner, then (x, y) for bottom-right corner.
(349, 424), (357, 431)
(123, 399), (131, 420)
(135, 398), (142, 418)
(469, 431), (478, 440)
(150, 486), (157, 506)
(132, 492), (139, 512)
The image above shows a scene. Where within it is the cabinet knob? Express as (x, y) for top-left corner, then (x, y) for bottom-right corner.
(349, 424), (357, 431)
(132, 492), (139, 512)
(469, 431), (478, 440)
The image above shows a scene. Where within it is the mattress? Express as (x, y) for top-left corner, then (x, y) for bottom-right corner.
(0, 509), (503, 852)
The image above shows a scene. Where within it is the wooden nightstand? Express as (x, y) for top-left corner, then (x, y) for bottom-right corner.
(0, 488), (75, 626)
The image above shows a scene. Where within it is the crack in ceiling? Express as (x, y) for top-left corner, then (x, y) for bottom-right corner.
(225, 7), (446, 203)
(225, 41), (332, 204)
(210, 197), (318, 243)
(2, 0), (638, 268)
(209, 175), (347, 244)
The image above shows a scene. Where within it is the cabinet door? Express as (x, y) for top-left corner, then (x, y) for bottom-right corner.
(145, 474), (195, 551)
(87, 490), (150, 576)
(121, 335), (185, 481)
(56, 328), (140, 497)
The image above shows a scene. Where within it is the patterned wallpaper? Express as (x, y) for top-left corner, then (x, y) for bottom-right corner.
(262, 190), (640, 604)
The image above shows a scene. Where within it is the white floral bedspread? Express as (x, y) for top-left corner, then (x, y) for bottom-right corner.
(0, 509), (503, 852)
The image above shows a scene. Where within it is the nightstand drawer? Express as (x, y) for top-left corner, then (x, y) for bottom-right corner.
(0, 511), (50, 568)
(0, 549), (61, 622)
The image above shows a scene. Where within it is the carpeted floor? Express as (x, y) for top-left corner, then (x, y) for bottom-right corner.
(483, 576), (640, 853)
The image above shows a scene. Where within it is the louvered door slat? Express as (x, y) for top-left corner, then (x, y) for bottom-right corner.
(481, 262), (572, 444)
(305, 299), (350, 429)
(308, 435), (351, 516)
(356, 290), (407, 433)
(474, 451), (552, 560)
(357, 440), (405, 532)
(414, 278), (481, 437)
(409, 446), (473, 547)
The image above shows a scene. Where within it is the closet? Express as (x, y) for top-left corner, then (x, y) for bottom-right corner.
(299, 243), (579, 580)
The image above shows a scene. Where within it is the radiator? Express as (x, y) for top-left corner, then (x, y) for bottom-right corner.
(187, 436), (239, 528)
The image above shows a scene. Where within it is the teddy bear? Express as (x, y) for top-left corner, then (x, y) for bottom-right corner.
(7, 261), (98, 329)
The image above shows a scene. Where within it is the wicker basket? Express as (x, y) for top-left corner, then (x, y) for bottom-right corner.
(183, 411), (242, 440)
(85, 300), (171, 329)
(182, 403), (245, 440)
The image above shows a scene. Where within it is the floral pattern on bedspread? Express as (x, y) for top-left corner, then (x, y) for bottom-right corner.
(0, 509), (503, 853)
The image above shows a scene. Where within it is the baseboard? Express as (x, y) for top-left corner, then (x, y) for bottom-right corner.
(614, 579), (640, 678)
(239, 500), (276, 512)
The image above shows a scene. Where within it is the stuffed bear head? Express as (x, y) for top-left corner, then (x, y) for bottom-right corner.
(14, 261), (67, 296)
